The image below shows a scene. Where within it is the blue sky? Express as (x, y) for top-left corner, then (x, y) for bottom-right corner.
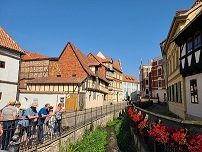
(0, 0), (194, 80)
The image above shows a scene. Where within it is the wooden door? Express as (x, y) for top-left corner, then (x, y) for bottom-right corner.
(65, 94), (77, 111)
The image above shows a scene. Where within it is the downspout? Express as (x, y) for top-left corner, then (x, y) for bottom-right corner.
(16, 53), (23, 100)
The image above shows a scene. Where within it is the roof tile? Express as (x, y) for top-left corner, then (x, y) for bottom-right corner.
(122, 74), (138, 83)
(23, 51), (49, 60)
(0, 26), (24, 53)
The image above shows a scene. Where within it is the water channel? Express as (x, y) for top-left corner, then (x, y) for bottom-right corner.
(105, 125), (121, 152)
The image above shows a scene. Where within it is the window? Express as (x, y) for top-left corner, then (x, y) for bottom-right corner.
(177, 81), (182, 103)
(169, 86), (172, 101)
(175, 83), (178, 102)
(0, 61), (5, 68)
(176, 50), (179, 67)
(93, 92), (96, 100)
(72, 74), (76, 78)
(158, 60), (162, 65)
(95, 67), (98, 75)
(146, 89), (149, 95)
(60, 97), (64, 102)
(172, 85), (174, 101)
(158, 80), (162, 88)
(0, 92), (2, 100)
(158, 68), (161, 76)
(187, 40), (193, 53)
(146, 79), (148, 85)
(174, 83), (177, 101)
(194, 34), (201, 49)
(190, 79), (198, 103)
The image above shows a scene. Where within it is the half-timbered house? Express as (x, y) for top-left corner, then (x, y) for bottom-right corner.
(19, 42), (109, 110)
(161, 0), (202, 119)
(88, 52), (123, 104)
(172, 7), (202, 120)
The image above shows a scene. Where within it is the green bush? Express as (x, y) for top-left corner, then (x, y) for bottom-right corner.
(115, 114), (137, 152)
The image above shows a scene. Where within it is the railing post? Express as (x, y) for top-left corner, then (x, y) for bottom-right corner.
(106, 105), (107, 115)
(91, 107), (92, 123)
(84, 108), (86, 125)
(96, 107), (97, 119)
(101, 106), (102, 117)
(75, 109), (77, 129)
(114, 104), (115, 118)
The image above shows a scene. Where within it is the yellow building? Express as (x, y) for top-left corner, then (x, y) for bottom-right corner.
(161, 0), (202, 119)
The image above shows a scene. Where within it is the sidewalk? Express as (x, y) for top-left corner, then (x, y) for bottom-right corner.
(147, 103), (202, 134)
(146, 103), (174, 117)
(145, 103), (183, 130)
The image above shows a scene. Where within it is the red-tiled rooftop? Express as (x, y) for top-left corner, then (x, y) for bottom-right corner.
(122, 74), (138, 83)
(113, 60), (122, 72)
(68, 42), (96, 77)
(0, 26), (24, 53)
(23, 51), (50, 60)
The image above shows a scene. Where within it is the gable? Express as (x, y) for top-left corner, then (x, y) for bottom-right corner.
(49, 43), (88, 81)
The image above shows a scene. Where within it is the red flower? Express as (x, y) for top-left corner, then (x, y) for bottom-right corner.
(128, 106), (136, 117)
(138, 120), (150, 135)
(131, 113), (143, 123)
(187, 134), (202, 152)
(148, 123), (171, 144)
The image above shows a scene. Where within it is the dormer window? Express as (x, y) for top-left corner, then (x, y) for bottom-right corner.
(56, 75), (61, 77)
(72, 74), (76, 78)
(194, 34), (201, 49)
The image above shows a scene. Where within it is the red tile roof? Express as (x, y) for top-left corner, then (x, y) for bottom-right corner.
(0, 26), (24, 53)
(23, 51), (49, 60)
(68, 42), (97, 77)
(70, 43), (109, 83)
(102, 58), (112, 63)
(122, 74), (138, 83)
(113, 60), (122, 72)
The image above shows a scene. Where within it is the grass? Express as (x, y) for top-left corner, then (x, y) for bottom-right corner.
(60, 126), (107, 152)
(106, 118), (120, 127)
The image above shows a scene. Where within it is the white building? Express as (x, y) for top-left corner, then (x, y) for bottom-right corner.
(122, 74), (139, 101)
(0, 26), (24, 108)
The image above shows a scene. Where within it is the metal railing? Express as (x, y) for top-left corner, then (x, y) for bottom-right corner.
(0, 103), (127, 151)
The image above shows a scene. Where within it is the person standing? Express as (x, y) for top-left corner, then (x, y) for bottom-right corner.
(46, 106), (55, 138)
(14, 101), (23, 127)
(1, 98), (17, 150)
(54, 103), (64, 134)
(18, 102), (38, 148)
(15, 101), (21, 117)
(38, 103), (50, 143)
